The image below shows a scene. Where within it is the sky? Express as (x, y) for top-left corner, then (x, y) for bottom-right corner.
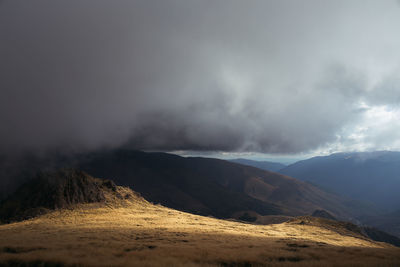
(1, 0), (400, 160)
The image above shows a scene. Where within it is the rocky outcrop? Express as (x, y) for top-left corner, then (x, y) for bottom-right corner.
(312, 209), (337, 220)
(0, 169), (120, 223)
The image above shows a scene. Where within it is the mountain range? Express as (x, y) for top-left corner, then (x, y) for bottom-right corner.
(279, 151), (400, 212)
(0, 149), (379, 220)
(1, 149), (397, 235)
(77, 150), (380, 221)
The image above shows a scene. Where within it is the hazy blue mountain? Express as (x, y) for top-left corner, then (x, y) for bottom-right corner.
(229, 158), (286, 172)
(359, 210), (400, 238)
(279, 151), (400, 212)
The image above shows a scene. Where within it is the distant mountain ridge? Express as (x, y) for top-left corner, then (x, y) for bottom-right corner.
(229, 158), (286, 172)
(279, 151), (400, 212)
(279, 151), (400, 237)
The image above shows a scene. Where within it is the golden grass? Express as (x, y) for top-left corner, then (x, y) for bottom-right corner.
(0, 187), (399, 266)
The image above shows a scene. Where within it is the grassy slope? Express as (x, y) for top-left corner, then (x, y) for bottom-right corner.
(0, 188), (399, 267)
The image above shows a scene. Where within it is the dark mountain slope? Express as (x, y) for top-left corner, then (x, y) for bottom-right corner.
(229, 158), (286, 172)
(279, 151), (400, 211)
(78, 150), (282, 218)
(76, 150), (374, 220)
(359, 210), (400, 238)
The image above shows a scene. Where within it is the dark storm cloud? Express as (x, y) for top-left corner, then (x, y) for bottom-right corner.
(1, 0), (400, 154)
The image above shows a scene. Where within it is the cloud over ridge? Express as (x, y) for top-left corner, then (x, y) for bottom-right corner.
(1, 0), (400, 154)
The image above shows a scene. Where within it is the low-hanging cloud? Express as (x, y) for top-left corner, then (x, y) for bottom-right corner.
(1, 0), (400, 155)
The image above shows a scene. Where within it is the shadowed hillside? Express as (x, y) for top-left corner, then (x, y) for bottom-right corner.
(229, 158), (286, 172)
(75, 149), (377, 221)
(279, 151), (400, 212)
(360, 210), (400, 238)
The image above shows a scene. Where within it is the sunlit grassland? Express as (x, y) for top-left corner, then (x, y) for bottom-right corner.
(0, 187), (399, 266)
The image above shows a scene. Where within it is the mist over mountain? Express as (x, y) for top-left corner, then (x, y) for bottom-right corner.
(279, 151), (400, 212)
(2, 1), (400, 156)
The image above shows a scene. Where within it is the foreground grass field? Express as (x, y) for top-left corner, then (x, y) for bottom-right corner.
(0, 187), (399, 267)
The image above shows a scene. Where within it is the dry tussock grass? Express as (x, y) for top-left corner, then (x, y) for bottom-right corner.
(0, 186), (399, 266)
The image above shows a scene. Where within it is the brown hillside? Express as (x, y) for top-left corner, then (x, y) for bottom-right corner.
(0, 178), (399, 266)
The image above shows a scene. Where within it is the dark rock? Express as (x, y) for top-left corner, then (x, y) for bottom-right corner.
(102, 179), (117, 191)
(238, 212), (257, 222)
(0, 169), (106, 223)
(312, 209), (337, 220)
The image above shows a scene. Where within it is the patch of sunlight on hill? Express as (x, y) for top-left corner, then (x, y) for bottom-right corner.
(0, 187), (399, 267)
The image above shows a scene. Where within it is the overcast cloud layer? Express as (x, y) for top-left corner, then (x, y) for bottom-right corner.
(1, 0), (400, 155)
